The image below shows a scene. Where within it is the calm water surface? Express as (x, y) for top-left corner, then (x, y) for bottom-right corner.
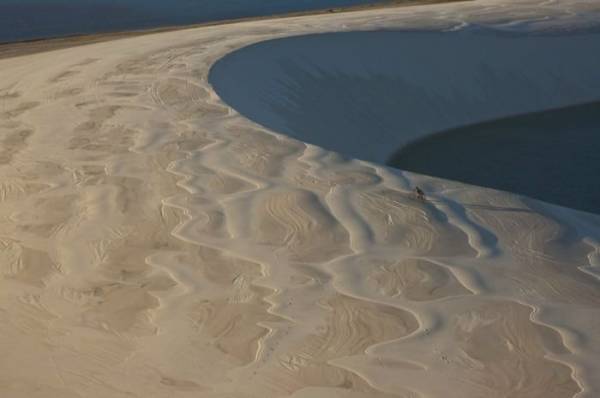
(0, 0), (385, 43)
(390, 102), (600, 214)
(209, 30), (600, 214)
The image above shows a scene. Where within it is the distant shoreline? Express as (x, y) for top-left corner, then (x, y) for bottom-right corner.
(0, 0), (466, 59)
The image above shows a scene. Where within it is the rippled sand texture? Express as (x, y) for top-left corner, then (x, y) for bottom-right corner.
(1, 1), (600, 397)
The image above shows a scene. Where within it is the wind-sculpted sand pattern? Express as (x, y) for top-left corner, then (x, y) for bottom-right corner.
(1, 1), (600, 397)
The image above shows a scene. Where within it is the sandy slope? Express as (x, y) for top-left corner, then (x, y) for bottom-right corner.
(208, 30), (600, 164)
(1, 1), (600, 397)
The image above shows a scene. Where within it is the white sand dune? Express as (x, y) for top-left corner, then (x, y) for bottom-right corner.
(1, 1), (600, 397)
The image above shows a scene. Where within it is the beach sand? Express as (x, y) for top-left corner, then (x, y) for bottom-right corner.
(1, 0), (600, 397)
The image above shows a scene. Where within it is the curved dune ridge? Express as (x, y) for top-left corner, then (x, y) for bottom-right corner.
(208, 28), (600, 213)
(1, 1), (600, 398)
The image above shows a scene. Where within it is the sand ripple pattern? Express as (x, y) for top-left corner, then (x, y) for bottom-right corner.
(1, 1), (600, 397)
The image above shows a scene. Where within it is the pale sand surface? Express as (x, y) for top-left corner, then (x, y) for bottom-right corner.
(1, 1), (600, 397)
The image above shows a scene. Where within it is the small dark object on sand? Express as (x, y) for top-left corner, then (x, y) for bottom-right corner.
(415, 186), (426, 201)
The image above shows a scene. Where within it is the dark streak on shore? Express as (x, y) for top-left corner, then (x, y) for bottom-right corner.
(0, 0), (467, 59)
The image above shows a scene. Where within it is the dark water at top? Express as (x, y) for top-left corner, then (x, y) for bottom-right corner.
(0, 0), (385, 44)
(390, 101), (600, 214)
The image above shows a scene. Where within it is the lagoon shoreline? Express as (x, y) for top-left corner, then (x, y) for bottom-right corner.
(209, 28), (600, 213)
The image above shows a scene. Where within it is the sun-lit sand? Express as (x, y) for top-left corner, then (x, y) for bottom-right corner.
(1, 1), (600, 397)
